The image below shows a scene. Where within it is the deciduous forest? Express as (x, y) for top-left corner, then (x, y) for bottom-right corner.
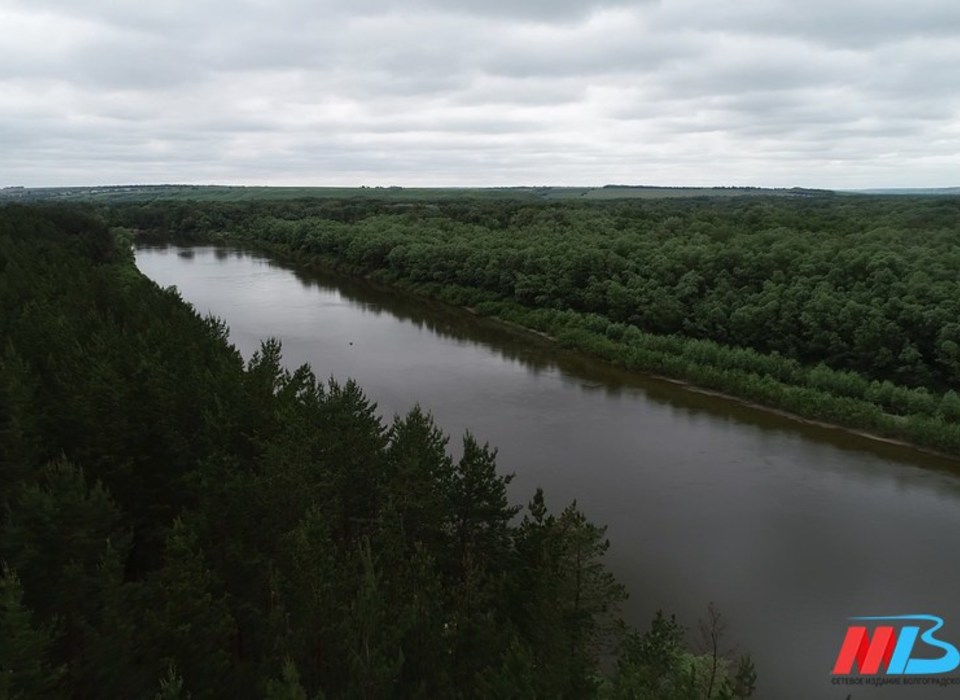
(0, 205), (756, 697)
(111, 195), (960, 455)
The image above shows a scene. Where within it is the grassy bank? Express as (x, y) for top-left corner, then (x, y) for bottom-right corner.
(112, 195), (960, 457)
(172, 235), (960, 459)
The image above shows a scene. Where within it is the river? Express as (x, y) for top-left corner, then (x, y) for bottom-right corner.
(136, 244), (960, 699)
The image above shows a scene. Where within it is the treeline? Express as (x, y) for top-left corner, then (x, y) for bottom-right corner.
(110, 196), (960, 455)
(0, 205), (755, 698)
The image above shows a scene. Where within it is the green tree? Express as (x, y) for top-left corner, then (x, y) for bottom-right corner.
(154, 663), (191, 700)
(141, 518), (237, 700)
(343, 540), (404, 700)
(384, 407), (455, 551)
(0, 566), (64, 699)
(450, 433), (519, 570)
(606, 609), (756, 700)
(512, 490), (627, 697)
(1, 457), (131, 693)
(265, 659), (320, 700)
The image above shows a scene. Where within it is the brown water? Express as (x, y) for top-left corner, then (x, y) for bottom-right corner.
(136, 244), (960, 700)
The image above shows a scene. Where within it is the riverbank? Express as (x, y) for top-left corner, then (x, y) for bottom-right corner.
(366, 269), (960, 462)
(137, 232), (960, 461)
(657, 377), (957, 459)
(111, 195), (960, 458)
(466, 301), (960, 460)
(133, 239), (960, 700)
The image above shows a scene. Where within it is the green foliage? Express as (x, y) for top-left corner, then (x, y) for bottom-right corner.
(141, 519), (237, 699)
(343, 540), (405, 700)
(265, 659), (318, 700)
(0, 566), (65, 699)
(1, 205), (751, 697)
(0, 457), (135, 694)
(154, 663), (191, 700)
(509, 490), (629, 697)
(1, 459), (128, 620)
(603, 609), (756, 700)
(109, 195), (960, 454)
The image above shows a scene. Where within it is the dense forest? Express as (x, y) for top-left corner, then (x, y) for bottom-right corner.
(109, 195), (960, 455)
(0, 205), (756, 698)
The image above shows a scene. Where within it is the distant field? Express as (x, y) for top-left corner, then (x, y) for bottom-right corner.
(0, 183), (838, 203)
(845, 187), (960, 195)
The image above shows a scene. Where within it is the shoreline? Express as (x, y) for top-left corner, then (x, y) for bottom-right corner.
(138, 236), (960, 464)
(652, 376), (958, 461)
(471, 304), (959, 462)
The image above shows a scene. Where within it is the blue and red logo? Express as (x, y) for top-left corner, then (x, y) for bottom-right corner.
(832, 615), (960, 676)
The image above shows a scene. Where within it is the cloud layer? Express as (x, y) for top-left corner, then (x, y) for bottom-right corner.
(2, 0), (957, 187)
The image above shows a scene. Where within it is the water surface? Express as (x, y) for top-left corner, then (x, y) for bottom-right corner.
(137, 245), (960, 699)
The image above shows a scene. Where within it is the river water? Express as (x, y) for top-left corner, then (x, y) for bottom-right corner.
(136, 244), (960, 699)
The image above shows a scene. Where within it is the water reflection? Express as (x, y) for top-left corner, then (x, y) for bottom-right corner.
(135, 243), (960, 700)
(138, 243), (960, 475)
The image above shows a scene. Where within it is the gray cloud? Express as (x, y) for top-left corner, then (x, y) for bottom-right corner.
(0, 0), (957, 187)
(650, 0), (960, 48)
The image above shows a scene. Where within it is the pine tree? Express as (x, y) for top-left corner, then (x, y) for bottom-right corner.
(141, 518), (237, 700)
(310, 378), (387, 543)
(384, 407), (455, 550)
(0, 566), (65, 699)
(472, 635), (539, 700)
(512, 491), (627, 696)
(0, 458), (129, 624)
(0, 457), (131, 692)
(554, 502), (628, 695)
(273, 508), (346, 695)
(450, 433), (519, 570)
(444, 434), (520, 689)
(0, 346), (39, 501)
(264, 659), (318, 700)
(154, 663), (191, 700)
(344, 540), (404, 700)
(77, 540), (150, 697)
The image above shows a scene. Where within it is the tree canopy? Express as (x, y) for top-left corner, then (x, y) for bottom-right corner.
(0, 204), (754, 698)
(107, 195), (960, 454)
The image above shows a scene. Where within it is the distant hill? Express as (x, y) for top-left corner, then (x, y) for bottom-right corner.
(845, 187), (960, 196)
(0, 183), (838, 203)
(579, 185), (834, 199)
(8, 184), (959, 203)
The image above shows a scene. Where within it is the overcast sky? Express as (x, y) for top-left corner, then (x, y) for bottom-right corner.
(2, 0), (958, 188)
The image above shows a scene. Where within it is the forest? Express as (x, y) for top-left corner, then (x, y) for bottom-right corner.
(0, 205), (756, 698)
(107, 194), (960, 456)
